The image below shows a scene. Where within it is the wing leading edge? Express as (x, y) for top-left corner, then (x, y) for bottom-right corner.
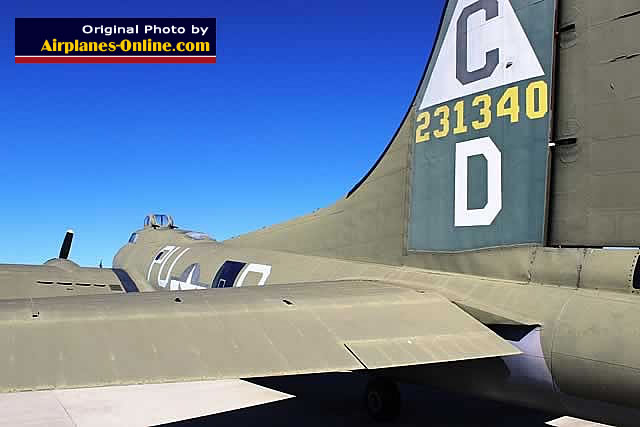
(0, 281), (519, 392)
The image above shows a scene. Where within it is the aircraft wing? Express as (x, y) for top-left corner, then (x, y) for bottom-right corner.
(0, 263), (139, 299)
(0, 280), (519, 392)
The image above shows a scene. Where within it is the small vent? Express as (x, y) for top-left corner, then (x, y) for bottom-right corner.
(551, 137), (577, 146)
(558, 23), (577, 49)
(109, 284), (123, 292)
(559, 23), (576, 32)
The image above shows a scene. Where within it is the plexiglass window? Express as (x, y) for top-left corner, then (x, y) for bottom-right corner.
(154, 215), (168, 226)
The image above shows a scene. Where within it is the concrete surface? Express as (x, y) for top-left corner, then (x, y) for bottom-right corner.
(0, 380), (291, 427)
(171, 373), (611, 427)
(0, 372), (612, 426)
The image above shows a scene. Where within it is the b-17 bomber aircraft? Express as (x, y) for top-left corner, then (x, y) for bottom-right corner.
(3, 0), (640, 425)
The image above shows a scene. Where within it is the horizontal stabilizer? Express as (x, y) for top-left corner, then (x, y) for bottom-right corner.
(0, 281), (518, 392)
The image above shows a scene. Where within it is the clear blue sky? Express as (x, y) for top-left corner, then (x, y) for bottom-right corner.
(1, 0), (445, 267)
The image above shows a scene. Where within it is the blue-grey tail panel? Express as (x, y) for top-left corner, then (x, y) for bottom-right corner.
(408, 0), (556, 252)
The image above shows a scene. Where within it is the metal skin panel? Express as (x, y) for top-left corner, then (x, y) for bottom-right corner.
(552, 291), (640, 411)
(549, 0), (640, 246)
(346, 332), (514, 369)
(0, 282), (518, 392)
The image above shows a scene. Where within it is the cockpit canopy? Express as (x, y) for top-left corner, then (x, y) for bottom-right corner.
(144, 214), (176, 229)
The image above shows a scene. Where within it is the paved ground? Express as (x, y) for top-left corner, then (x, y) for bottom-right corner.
(0, 372), (609, 426)
(169, 373), (609, 427)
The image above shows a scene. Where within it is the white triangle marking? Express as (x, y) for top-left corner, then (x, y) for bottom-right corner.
(420, 0), (544, 110)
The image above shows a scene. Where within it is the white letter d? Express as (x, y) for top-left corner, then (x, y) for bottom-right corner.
(454, 137), (502, 227)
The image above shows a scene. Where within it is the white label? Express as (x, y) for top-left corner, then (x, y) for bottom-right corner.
(235, 263), (272, 287)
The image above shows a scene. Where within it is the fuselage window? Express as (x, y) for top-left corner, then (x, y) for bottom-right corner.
(128, 233), (138, 244)
(179, 263), (201, 284)
(154, 215), (168, 227)
(186, 232), (211, 240)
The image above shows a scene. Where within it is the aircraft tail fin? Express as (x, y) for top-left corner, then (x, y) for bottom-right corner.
(228, 1), (640, 269)
(228, 0), (556, 261)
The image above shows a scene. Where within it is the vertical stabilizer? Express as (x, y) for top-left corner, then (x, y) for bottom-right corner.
(228, 0), (559, 269)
